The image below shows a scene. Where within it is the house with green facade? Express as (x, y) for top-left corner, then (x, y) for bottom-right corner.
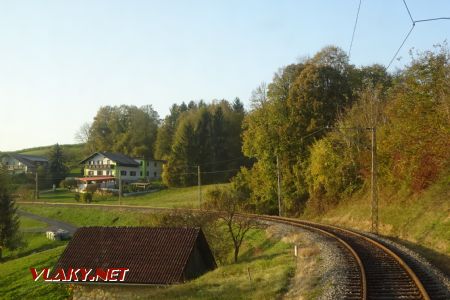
(80, 151), (164, 184)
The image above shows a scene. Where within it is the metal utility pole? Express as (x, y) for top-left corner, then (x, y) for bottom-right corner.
(328, 125), (379, 234)
(276, 155), (282, 217)
(371, 127), (378, 234)
(118, 169), (122, 205)
(198, 165), (202, 208)
(35, 172), (39, 201)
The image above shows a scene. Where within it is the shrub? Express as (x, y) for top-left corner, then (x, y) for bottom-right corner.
(82, 193), (93, 203)
(85, 184), (98, 194)
(15, 184), (35, 201)
(74, 192), (92, 203)
(60, 178), (77, 190)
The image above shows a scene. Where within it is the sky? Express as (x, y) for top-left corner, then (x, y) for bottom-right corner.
(0, 0), (449, 151)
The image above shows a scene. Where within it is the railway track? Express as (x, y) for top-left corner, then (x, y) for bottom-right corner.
(258, 215), (439, 300)
(19, 202), (448, 299)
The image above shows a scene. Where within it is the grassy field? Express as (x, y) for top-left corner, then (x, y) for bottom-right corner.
(19, 205), (163, 227)
(0, 246), (70, 300)
(33, 184), (226, 208)
(8, 205), (295, 300)
(20, 216), (47, 229)
(17, 144), (85, 158)
(111, 229), (294, 300)
(3, 216), (66, 261)
(307, 176), (450, 275)
(0, 216), (68, 298)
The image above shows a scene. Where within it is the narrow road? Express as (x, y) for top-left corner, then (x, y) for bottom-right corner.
(18, 209), (78, 234)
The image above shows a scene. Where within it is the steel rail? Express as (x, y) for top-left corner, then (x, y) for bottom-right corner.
(19, 201), (432, 299)
(254, 214), (367, 299)
(273, 217), (430, 300)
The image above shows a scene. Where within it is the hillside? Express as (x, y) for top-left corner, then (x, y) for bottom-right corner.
(304, 174), (450, 275)
(11, 144), (86, 176)
(16, 143), (85, 160)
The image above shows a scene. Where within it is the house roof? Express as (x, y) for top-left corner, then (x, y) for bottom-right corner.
(6, 154), (48, 166)
(80, 152), (139, 167)
(53, 227), (216, 285)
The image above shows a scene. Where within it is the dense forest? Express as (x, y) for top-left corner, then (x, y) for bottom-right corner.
(77, 44), (449, 216)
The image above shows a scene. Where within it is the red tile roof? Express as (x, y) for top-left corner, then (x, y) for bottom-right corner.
(53, 227), (216, 284)
(76, 176), (116, 182)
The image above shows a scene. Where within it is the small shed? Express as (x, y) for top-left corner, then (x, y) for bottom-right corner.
(53, 227), (217, 285)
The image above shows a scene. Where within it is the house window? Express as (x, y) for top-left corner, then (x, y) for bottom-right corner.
(140, 171), (142, 176)
(107, 160), (110, 165)
(97, 171), (103, 176)
(146, 171), (149, 176)
(88, 171), (94, 176)
(140, 161), (143, 166)
(154, 172), (157, 177)
(130, 171), (136, 176)
(154, 162), (157, 167)
(121, 170), (127, 176)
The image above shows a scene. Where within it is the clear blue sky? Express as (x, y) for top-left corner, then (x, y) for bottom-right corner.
(0, 0), (449, 151)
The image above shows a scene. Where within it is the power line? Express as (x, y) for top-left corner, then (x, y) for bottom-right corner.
(300, 127), (327, 141)
(348, 0), (362, 59)
(198, 157), (245, 167)
(200, 168), (240, 174)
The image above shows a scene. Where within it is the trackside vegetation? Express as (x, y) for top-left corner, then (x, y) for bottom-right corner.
(7, 205), (295, 300)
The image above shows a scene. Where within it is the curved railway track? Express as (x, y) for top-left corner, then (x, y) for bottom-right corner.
(257, 215), (436, 300)
(19, 202), (448, 299)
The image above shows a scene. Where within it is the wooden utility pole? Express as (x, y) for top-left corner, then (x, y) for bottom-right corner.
(371, 127), (378, 234)
(35, 171), (39, 201)
(198, 165), (202, 208)
(118, 168), (122, 205)
(276, 155), (282, 217)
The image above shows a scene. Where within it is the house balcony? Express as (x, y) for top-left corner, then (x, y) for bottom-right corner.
(7, 165), (25, 171)
(84, 164), (115, 170)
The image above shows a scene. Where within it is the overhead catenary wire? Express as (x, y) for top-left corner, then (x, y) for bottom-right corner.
(402, 0), (415, 25)
(387, 25), (415, 69)
(348, 0), (362, 59)
(415, 17), (450, 23)
(387, 0), (450, 69)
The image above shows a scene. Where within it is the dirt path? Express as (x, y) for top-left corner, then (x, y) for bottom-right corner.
(18, 209), (78, 234)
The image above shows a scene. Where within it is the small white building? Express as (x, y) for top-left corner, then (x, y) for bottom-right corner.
(46, 229), (70, 240)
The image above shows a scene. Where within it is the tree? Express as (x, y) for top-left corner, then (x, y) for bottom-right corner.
(240, 46), (355, 215)
(162, 100), (246, 187)
(0, 168), (22, 260)
(379, 45), (450, 191)
(86, 105), (159, 159)
(204, 186), (259, 263)
(48, 144), (69, 186)
(163, 119), (197, 186)
(75, 122), (91, 144)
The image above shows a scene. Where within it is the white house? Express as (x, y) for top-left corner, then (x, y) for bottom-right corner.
(0, 154), (48, 175)
(79, 151), (164, 184)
